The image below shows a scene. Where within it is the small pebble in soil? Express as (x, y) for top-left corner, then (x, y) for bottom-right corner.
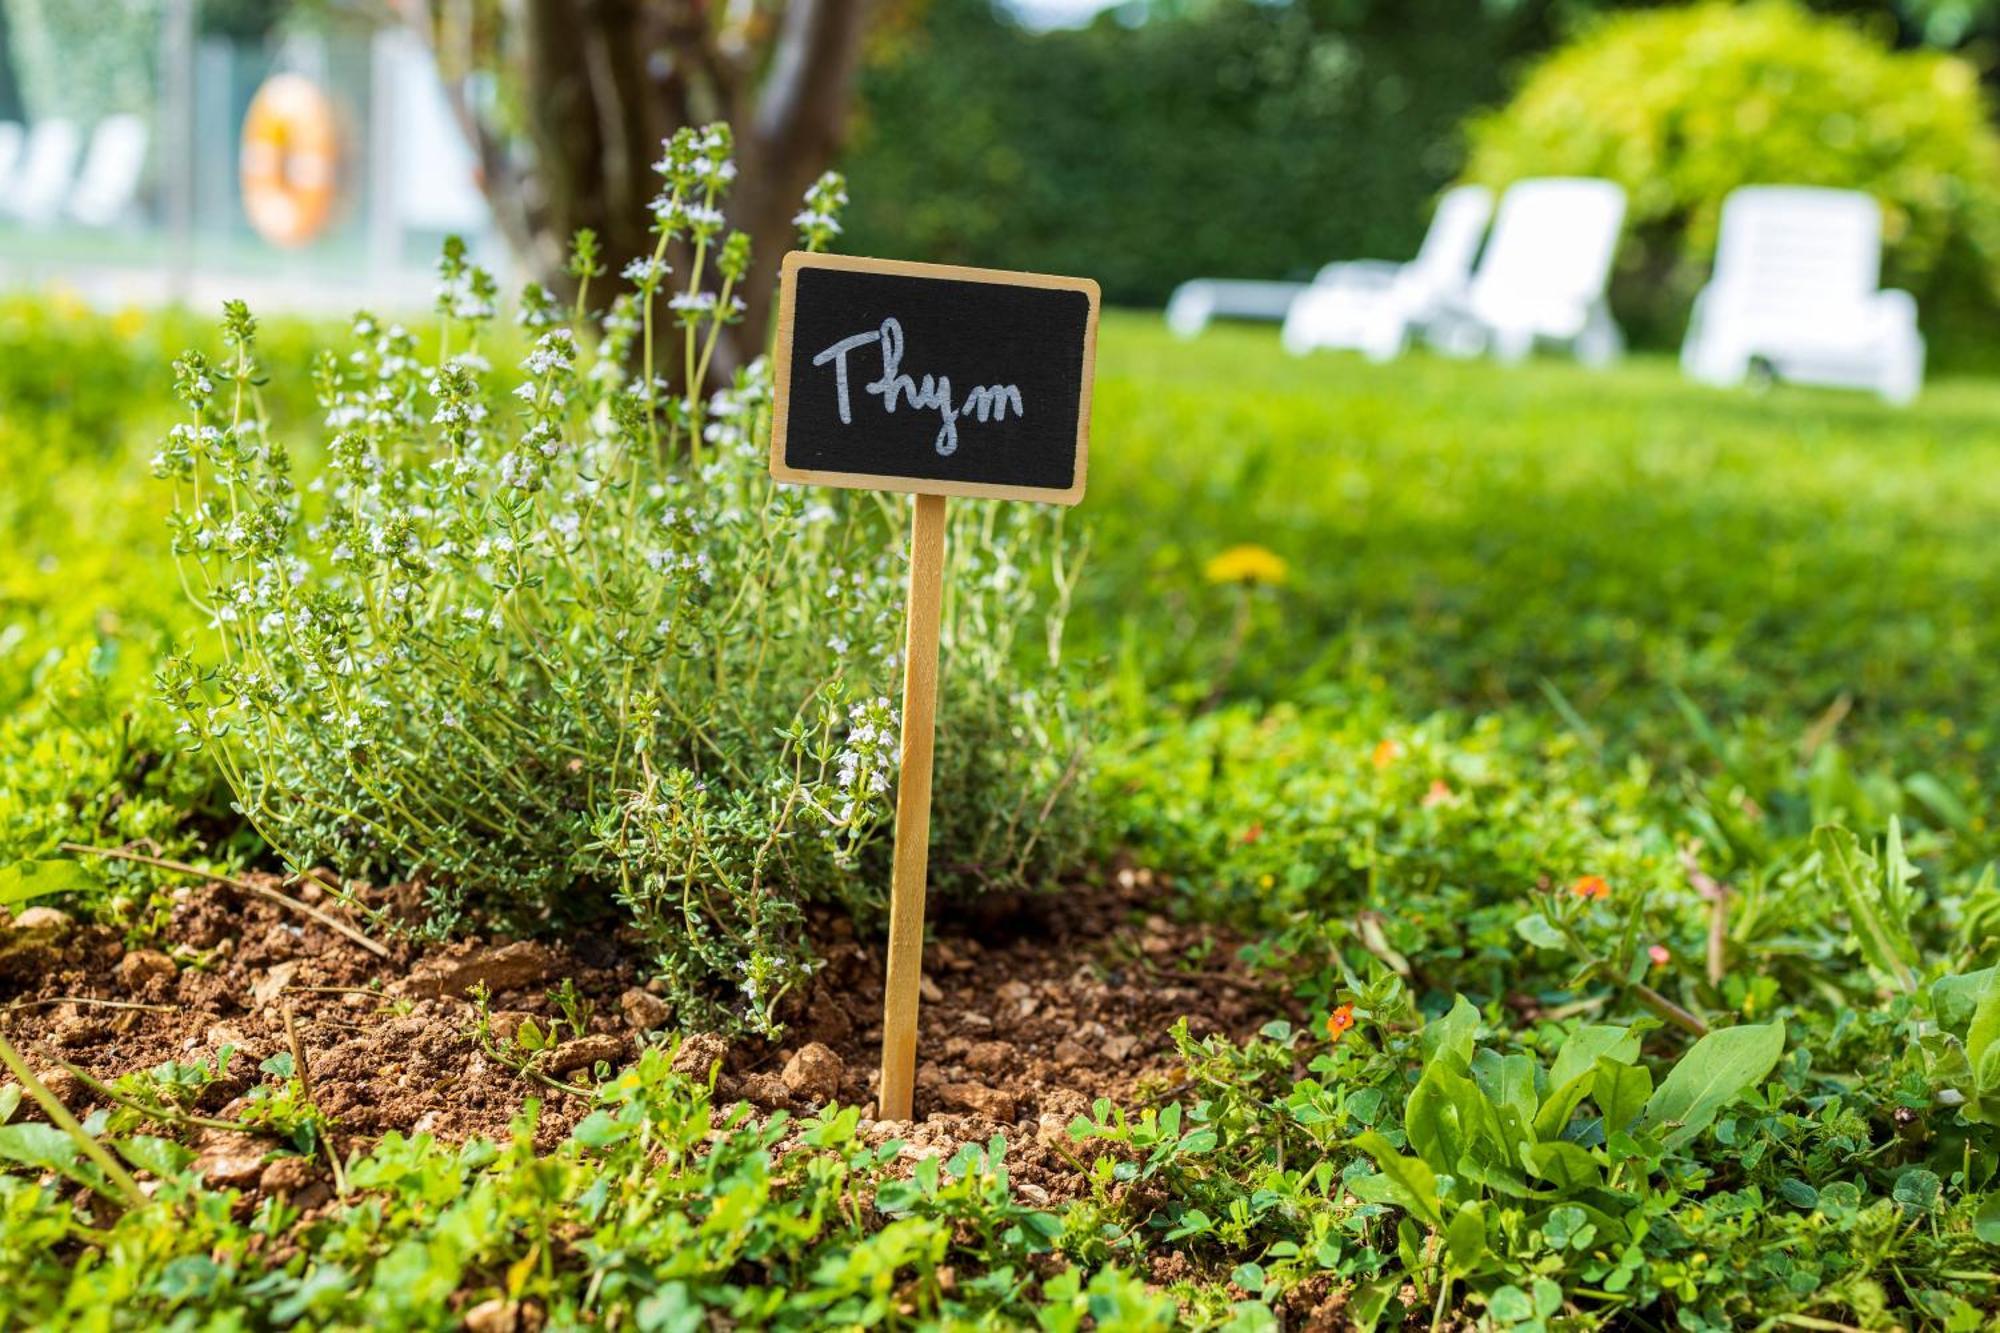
(938, 1082), (1017, 1121)
(52, 1004), (107, 1048)
(193, 1130), (267, 1189)
(402, 940), (558, 999)
(258, 1156), (316, 1194)
(619, 987), (670, 1031)
(116, 948), (177, 994)
(1101, 1034), (1142, 1063)
(464, 1297), (546, 1333)
(9, 906), (73, 935)
(541, 1034), (624, 1076)
(670, 1031), (730, 1080)
(780, 1041), (844, 1105)
(964, 1040), (1015, 1074)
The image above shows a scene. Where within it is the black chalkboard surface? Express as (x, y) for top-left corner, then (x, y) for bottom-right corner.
(769, 253), (1099, 505)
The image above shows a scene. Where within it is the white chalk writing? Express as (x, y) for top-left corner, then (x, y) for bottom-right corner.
(811, 318), (1024, 456)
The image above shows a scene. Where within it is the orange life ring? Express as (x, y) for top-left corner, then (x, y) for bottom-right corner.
(240, 74), (340, 248)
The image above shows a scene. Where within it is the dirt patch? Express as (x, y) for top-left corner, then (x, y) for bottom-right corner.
(0, 864), (1279, 1206)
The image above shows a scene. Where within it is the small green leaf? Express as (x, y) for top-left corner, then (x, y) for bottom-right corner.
(1905, 772), (1971, 831)
(1817, 1181), (1863, 1223)
(1420, 995), (1480, 1067)
(1533, 1069), (1594, 1142)
(1966, 966), (2000, 1095)
(1893, 1167), (1942, 1214)
(1550, 1025), (1639, 1091)
(0, 1122), (81, 1175)
(1349, 1275), (1403, 1333)
(116, 1135), (195, 1178)
(0, 859), (95, 906)
(1974, 1195), (2000, 1245)
(1445, 1202), (1490, 1274)
(1404, 1057), (1479, 1180)
(1471, 1049), (1537, 1129)
(571, 1110), (631, 1149)
(1642, 1020), (1785, 1149)
(1538, 1025), (1640, 1141)
(1525, 1139), (1602, 1191)
(1814, 826), (1916, 993)
(1542, 1203), (1594, 1251)
(1514, 914), (1565, 950)
(1594, 1056), (1652, 1135)
(1934, 966), (1998, 1033)
(1488, 1285), (1534, 1323)
(1352, 1130), (1445, 1228)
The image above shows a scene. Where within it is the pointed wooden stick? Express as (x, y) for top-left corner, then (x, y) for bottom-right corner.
(878, 492), (947, 1121)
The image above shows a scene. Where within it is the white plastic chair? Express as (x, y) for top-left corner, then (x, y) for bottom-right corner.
(1281, 185), (1493, 361)
(5, 119), (83, 226)
(1166, 278), (1311, 337)
(0, 123), (25, 204)
(1681, 186), (1923, 405)
(1430, 178), (1627, 367)
(67, 114), (150, 227)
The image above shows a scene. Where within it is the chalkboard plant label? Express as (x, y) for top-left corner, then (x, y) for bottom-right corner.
(769, 250), (1099, 1121)
(771, 252), (1099, 505)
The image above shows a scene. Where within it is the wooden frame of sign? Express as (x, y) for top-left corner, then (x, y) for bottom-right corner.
(769, 251), (1100, 1121)
(770, 252), (1098, 504)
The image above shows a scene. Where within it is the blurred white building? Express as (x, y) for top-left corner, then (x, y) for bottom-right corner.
(0, 0), (502, 312)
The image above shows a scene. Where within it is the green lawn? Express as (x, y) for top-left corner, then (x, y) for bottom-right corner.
(3, 299), (1998, 1330)
(1088, 315), (2000, 772)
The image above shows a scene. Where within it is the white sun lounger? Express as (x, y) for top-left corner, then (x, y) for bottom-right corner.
(0, 123), (25, 204)
(1281, 185), (1493, 361)
(1166, 278), (1312, 338)
(5, 118), (83, 226)
(1681, 186), (1923, 404)
(1429, 177), (1628, 367)
(68, 115), (150, 228)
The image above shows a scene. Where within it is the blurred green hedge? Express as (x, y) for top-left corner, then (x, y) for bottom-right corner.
(840, 0), (1564, 307)
(1465, 1), (2000, 357)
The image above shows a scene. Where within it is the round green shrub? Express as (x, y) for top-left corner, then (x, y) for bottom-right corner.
(1464, 1), (2000, 355)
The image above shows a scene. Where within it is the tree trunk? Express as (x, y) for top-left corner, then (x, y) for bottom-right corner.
(412, 0), (871, 388)
(733, 0), (871, 357)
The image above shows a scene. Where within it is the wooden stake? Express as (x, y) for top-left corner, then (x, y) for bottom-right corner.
(879, 491), (948, 1121)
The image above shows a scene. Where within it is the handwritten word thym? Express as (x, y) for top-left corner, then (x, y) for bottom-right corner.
(812, 318), (1025, 457)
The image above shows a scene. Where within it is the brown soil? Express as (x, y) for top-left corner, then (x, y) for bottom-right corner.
(0, 864), (1281, 1209)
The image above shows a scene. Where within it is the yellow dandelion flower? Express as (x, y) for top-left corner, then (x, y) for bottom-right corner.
(1203, 544), (1289, 587)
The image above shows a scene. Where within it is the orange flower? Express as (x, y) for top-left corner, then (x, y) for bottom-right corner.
(1570, 874), (1610, 901)
(1241, 822), (1264, 845)
(1421, 779), (1452, 809)
(1648, 944), (1671, 967)
(1328, 1003), (1356, 1040)
(1371, 739), (1402, 770)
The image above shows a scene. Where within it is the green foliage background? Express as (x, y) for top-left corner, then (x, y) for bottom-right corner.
(844, 0), (2000, 359)
(841, 0), (1566, 307)
(1465, 1), (2000, 352)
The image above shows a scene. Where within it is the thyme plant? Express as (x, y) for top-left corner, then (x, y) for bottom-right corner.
(154, 125), (1089, 1032)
